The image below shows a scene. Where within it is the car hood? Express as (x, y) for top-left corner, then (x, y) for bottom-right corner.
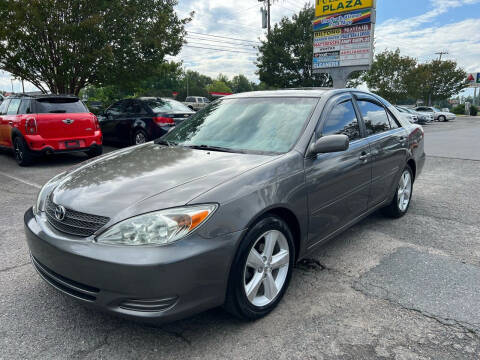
(51, 143), (275, 218)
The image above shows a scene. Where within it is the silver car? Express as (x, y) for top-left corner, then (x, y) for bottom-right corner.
(415, 106), (456, 122)
(25, 89), (425, 323)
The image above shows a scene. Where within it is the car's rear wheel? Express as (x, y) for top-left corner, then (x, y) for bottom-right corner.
(132, 130), (148, 145)
(439, 115), (447, 122)
(224, 215), (295, 320)
(382, 165), (413, 218)
(13, 136), (34, 166)
(86, 146), (103, 159)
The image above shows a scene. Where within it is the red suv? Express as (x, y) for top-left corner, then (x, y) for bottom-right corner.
(0, 94), (103, 166)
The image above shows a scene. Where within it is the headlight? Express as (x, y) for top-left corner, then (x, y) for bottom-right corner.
(96, 204), (217, 246)
(33, 172), (67, 215)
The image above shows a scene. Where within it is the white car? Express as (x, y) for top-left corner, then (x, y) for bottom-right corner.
(415, 106), (456, 122)
(396, 106), (433, 124)
(183, 96), (210, 111)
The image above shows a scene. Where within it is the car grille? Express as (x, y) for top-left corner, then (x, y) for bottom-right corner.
(31, 255), (99, 302)
(45, 197), (110, 237)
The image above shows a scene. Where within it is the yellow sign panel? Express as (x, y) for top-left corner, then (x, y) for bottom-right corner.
(316, 0), (374, 17)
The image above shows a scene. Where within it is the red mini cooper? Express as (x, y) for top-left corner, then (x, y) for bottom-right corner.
(0, 94), (103, 166)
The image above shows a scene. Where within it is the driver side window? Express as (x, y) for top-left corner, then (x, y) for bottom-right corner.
(321, 100), (361, 142)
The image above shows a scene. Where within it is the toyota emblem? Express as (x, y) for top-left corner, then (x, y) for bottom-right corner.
(54, 205), (66, 221)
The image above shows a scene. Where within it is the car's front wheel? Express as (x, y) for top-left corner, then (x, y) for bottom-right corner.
(382, 165), (413, 218)
(439, 115), (447, 122)
(224, 215), (295, 320)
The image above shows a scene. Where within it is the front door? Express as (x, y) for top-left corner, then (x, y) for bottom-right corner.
(305, 95), (372, 249)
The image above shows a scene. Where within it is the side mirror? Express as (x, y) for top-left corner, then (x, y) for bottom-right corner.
(309, 134), (349, 156)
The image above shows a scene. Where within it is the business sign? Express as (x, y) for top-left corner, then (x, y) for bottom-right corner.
(313, 9), (373, 31)
(316, 0), (374, 17)
(313, 24), (373, 69)
(467, 73), (480, 86)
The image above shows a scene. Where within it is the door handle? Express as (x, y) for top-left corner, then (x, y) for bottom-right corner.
(359, 153), (370, 161)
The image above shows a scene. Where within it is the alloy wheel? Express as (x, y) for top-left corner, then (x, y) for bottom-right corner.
(398, 170), (412, 212)
(243, 230), (290, 307)
(14, 139), (23, 162)
(135, 132), (146, 145)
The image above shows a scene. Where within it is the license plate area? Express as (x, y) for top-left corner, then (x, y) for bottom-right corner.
(65, 140), (80, 149)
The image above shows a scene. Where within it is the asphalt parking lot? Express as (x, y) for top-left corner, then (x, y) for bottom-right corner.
(1, 117), (480, 360)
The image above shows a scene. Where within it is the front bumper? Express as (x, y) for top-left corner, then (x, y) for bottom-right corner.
(25, 131), (102, 154)
(24, 208), (241, 323)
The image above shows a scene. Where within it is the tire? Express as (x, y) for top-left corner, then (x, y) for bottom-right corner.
(132, 129), (148, 146)
(382, 165), (413, 218)
(438, 115), (446, 122)
(13, 136), (34, 166)
(224, 215), (295, 321)
(86, 146), (103, 159)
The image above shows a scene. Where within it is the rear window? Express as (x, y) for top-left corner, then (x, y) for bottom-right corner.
(146, 99), (193, 113)
(35, 98), (88, 113)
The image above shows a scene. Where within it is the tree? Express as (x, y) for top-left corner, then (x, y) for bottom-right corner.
(206, 81), (232, 94)
(231, 75), (253, 93)
(0, 0), (191, 95)
(256, 5), (331, 88)
(177, 70), (212, 101)
(406, 60), (467, 105)
(362, 49), (417, 104)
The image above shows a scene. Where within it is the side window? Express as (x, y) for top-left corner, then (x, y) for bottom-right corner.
(106, 101), (125, 116)
(125, 101), (147, 115)
(6, 99), (21, 115)
(186, 97), (193, 102)
(357, 100), (391, 136)
(18, 99), (32, 115)
(322, 100), (361, 141)
(0, 99), (10, 115)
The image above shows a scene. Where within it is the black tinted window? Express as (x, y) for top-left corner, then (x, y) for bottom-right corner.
(322, 100), (361, 141)
(18, 99), (32, 115)
(36, 98), (87, 113)
(107, 101), (126, 116)
(357, 101), (391, 135)
(125, 101), (147, 115)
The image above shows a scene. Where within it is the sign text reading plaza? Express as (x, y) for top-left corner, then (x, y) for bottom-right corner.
(316, 0), (373, 17)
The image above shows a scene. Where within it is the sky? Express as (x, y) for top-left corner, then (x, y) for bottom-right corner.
(2, 0), (480, 98)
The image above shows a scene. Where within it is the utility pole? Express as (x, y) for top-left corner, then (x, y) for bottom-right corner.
(259, 0), (271, 35)
(22, 79), (25, 93)
(435, 51), (448, 61)
(10, 79), (14, 93)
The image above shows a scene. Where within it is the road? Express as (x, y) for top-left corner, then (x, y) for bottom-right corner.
(1, 118), (479, 359)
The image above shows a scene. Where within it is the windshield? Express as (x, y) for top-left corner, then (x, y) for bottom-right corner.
(163, 97), (318, 154)
(36, 98), (88, 113)
(432, 107), (441, 112)
(147, 99), (193, 113)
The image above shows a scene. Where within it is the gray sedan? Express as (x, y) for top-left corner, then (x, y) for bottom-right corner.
(24, 89), (425, 323)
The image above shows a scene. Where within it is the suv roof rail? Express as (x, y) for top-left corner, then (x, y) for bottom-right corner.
(7, 93), (79, 99)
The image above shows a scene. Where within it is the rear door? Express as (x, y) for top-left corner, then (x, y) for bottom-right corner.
(0, 99), (11, 146)
(101, 100), (126, 142)
(305, 94), (372, 248)
(34, 97), (95, 139)
(354, 95), (408, 207)
(2, 99), (21, 147)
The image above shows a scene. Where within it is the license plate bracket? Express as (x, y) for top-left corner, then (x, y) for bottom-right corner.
(65, 140), (80, 149)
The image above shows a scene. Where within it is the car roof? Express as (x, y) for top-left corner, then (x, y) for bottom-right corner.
(223, 88), (380, 99)
(6, 93), (79, 100)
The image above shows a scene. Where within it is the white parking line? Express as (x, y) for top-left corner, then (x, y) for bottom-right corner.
(0, 172), (41, 189)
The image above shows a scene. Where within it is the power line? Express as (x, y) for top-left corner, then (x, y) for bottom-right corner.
(435, 51), (449, 61)
(183, 45), (258, 55)
(187, 31), (260, 44)
(186, 41), (257, 52)
(186, 36), (259, 48)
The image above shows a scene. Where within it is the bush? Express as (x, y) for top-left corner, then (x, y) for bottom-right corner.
(470, 105), (478, 116)
(452, 104), (465, 115)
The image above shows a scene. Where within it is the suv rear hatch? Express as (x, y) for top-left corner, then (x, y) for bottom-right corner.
(34, 97), (95, 138)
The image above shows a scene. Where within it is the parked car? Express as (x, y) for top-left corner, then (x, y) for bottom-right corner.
(395, 106), (418, 123)
(99, 97), (195, 146)
(25, 89), (425, 323)
(441, 108), (450, 112)
(396, 106), (433, 125)
(0, 94), (102, 166)
(183, 96), (210, 111)
(86, 101), (104, 115)
(415, 106), (456, 121)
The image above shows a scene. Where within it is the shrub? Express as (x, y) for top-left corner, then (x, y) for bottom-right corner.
(470, 105), (478, 116)
(452, 104), (465, 115)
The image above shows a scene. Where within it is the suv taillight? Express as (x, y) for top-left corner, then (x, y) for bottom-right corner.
(153, 117), (175, 126)
(25, 118), (37, 134)
(93, 115), (100, 130)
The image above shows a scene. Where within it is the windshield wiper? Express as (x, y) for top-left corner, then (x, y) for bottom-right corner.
(155, 139), (176, 147)
(185, 144), (238, 153)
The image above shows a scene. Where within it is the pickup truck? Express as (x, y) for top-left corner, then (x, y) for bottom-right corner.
(183, 96), (210, 111)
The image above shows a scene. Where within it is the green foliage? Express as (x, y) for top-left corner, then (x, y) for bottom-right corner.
(363, 49), (417, 104)
(256, 5), (331, 88)
(206, 81), (232, 94)
(0, 0), (191, 95)
(451, 104), (465, 115)
(231, 75), (254, 93)
(470, 105), (478, 116)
